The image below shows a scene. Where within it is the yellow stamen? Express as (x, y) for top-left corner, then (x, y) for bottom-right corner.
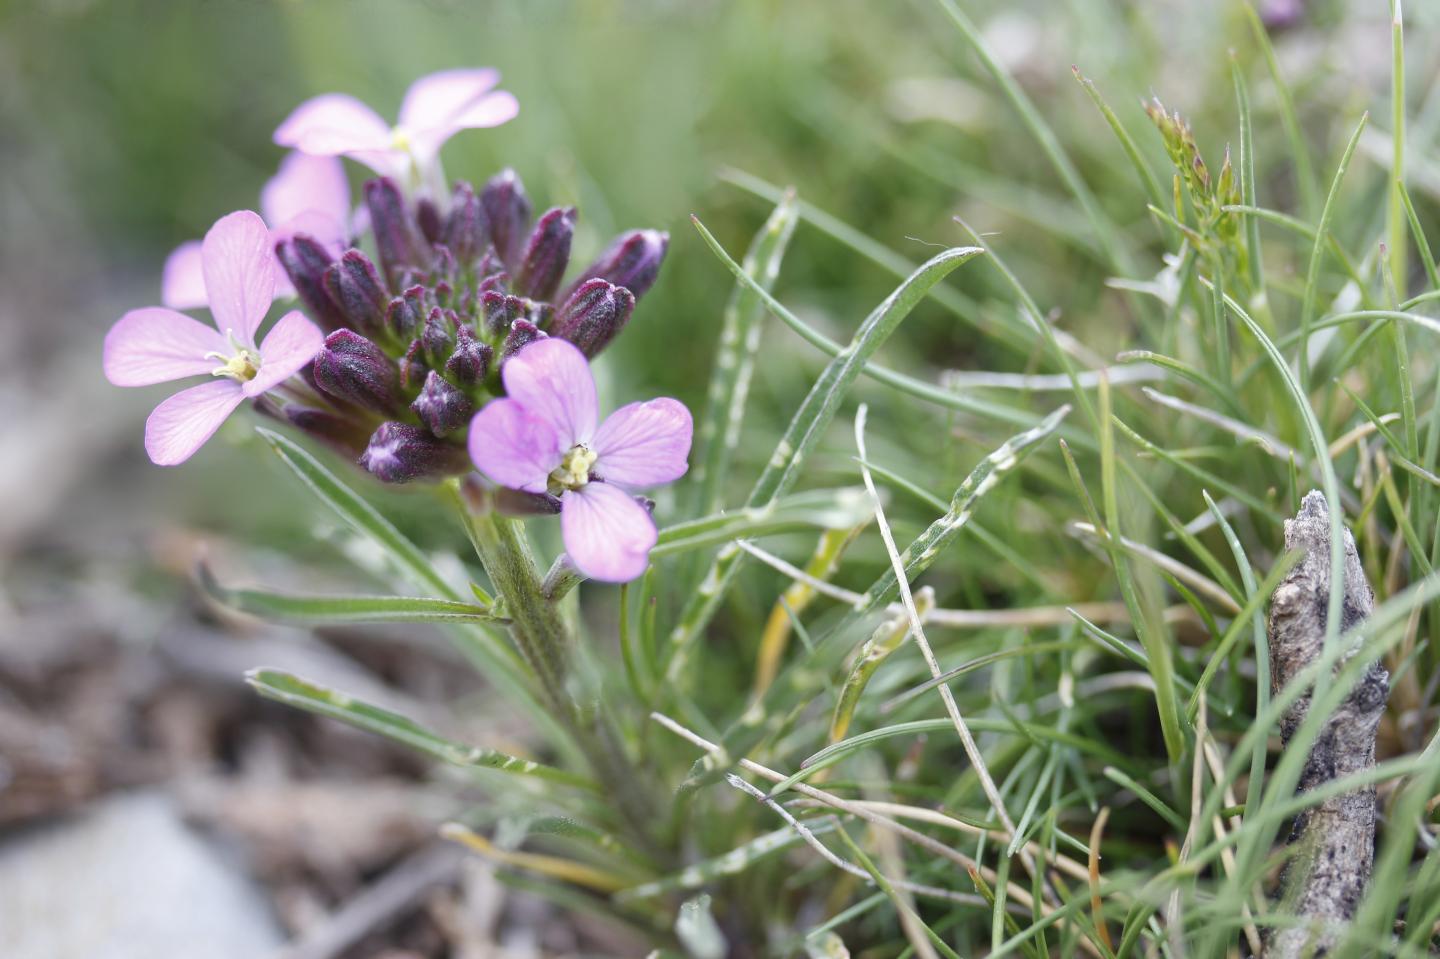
(548, 444), (597, 494)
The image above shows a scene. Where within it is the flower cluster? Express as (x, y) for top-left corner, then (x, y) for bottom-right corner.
(103, 70), (690, 582)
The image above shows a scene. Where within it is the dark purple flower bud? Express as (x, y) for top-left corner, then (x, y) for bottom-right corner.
(399, 339), (428, 391)
(276, 234), (346, 331)
(416, 197), (443, 245)
(476, 247), (503, 278)
(551, 279), (635, 357)
(321, 250), (388, 335)
(359, 422), (470, 484)
(477, 269), (509, 295)
(283, 405), (373, 458)
(410, 370), (474, 438)
(514, 206), (576, 301)
(312, 329), (402, 416)
(422, 308), (456, 364)
(365, 177), (429, 286)
(480, 168), (532, 269)
(445, 325), (492, 387)
(385, 286), (426, 340)
(444, 182), (487, 265)
(567, 229), (668, 301)
(501, 320), (544, 363)
(480, 290), (526, 339)
(432, 278), (453, 307)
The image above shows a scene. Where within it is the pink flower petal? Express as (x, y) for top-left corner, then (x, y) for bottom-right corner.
(201, 210), (275, 346)
(560, 482), (657, 583)
(143, 379), (246, 466)
(161, 241), (209, 310)
(245, 310), (325, 396)
(500, 338), (597, 448)
(398, 68), (498, 136)
(274, 93), (392, 157)
(467, 398), (563, 494)
(261, 152), (351, 243)
(410, 91), (519, 161)
(103, 307), (227, 387)
(593, 398), (693, 489)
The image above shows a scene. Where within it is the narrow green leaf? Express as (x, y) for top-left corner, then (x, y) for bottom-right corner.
(201, 564), (505, 626)
(933, 0), (1133, 277)
(257, 427), (458, 601)
(653, 488), (873, 558)
(692, 188), (800, 517)
(1242, 2), (1320, 216)
(246, 669), (597, 790)
(1298, 111), (1368, 391)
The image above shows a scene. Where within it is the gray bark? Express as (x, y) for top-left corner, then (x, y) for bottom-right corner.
(1265, 491), (1389, 958)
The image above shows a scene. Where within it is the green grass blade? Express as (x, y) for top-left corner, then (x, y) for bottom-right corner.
(1231, 53), (1265, 295)
(1098, 378), (1185, 766)
(1298, 111), (1368, 391)
(664, 235), (982, 681)
(691, 189), (800, 518)
(653, 488), (872, 559)
(1242, 1), (1320, 217)
(933, 0), (1133, 277)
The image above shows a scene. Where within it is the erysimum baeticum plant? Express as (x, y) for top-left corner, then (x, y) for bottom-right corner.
(98, 5), (1440, 950)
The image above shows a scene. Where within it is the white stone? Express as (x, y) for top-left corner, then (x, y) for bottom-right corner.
(0, 792), (284, 959)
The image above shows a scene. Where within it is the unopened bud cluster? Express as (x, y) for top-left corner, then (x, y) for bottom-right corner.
(273, 169), (668, 483)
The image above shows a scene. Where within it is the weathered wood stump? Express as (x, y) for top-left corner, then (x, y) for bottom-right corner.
(1265, 491), (1389, 958)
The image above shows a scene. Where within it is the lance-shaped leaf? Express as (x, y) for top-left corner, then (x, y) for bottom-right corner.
(247, 669), (596, 791)
(201, 563), (506, 626)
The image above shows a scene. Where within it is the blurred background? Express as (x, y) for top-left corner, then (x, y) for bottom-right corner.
(1, 0), (1435, 956)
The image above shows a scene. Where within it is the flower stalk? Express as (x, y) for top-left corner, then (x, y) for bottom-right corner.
(451, 484), (572, 717)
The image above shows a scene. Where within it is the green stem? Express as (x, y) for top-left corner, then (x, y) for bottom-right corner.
(462, 506), (573, 714)
(449, 484), (666, 856)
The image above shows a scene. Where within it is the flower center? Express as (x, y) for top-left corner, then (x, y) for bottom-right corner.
(548, 444), (597, 494)
(391, 127), (413, 154)
(205, 330), (261, 382)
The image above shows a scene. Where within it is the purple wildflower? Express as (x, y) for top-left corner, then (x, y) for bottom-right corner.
(162, 151), (351, 310)
(103, 211), (325, 466)
(273, 69), (518, 184)
(467, 339), (692, 583)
